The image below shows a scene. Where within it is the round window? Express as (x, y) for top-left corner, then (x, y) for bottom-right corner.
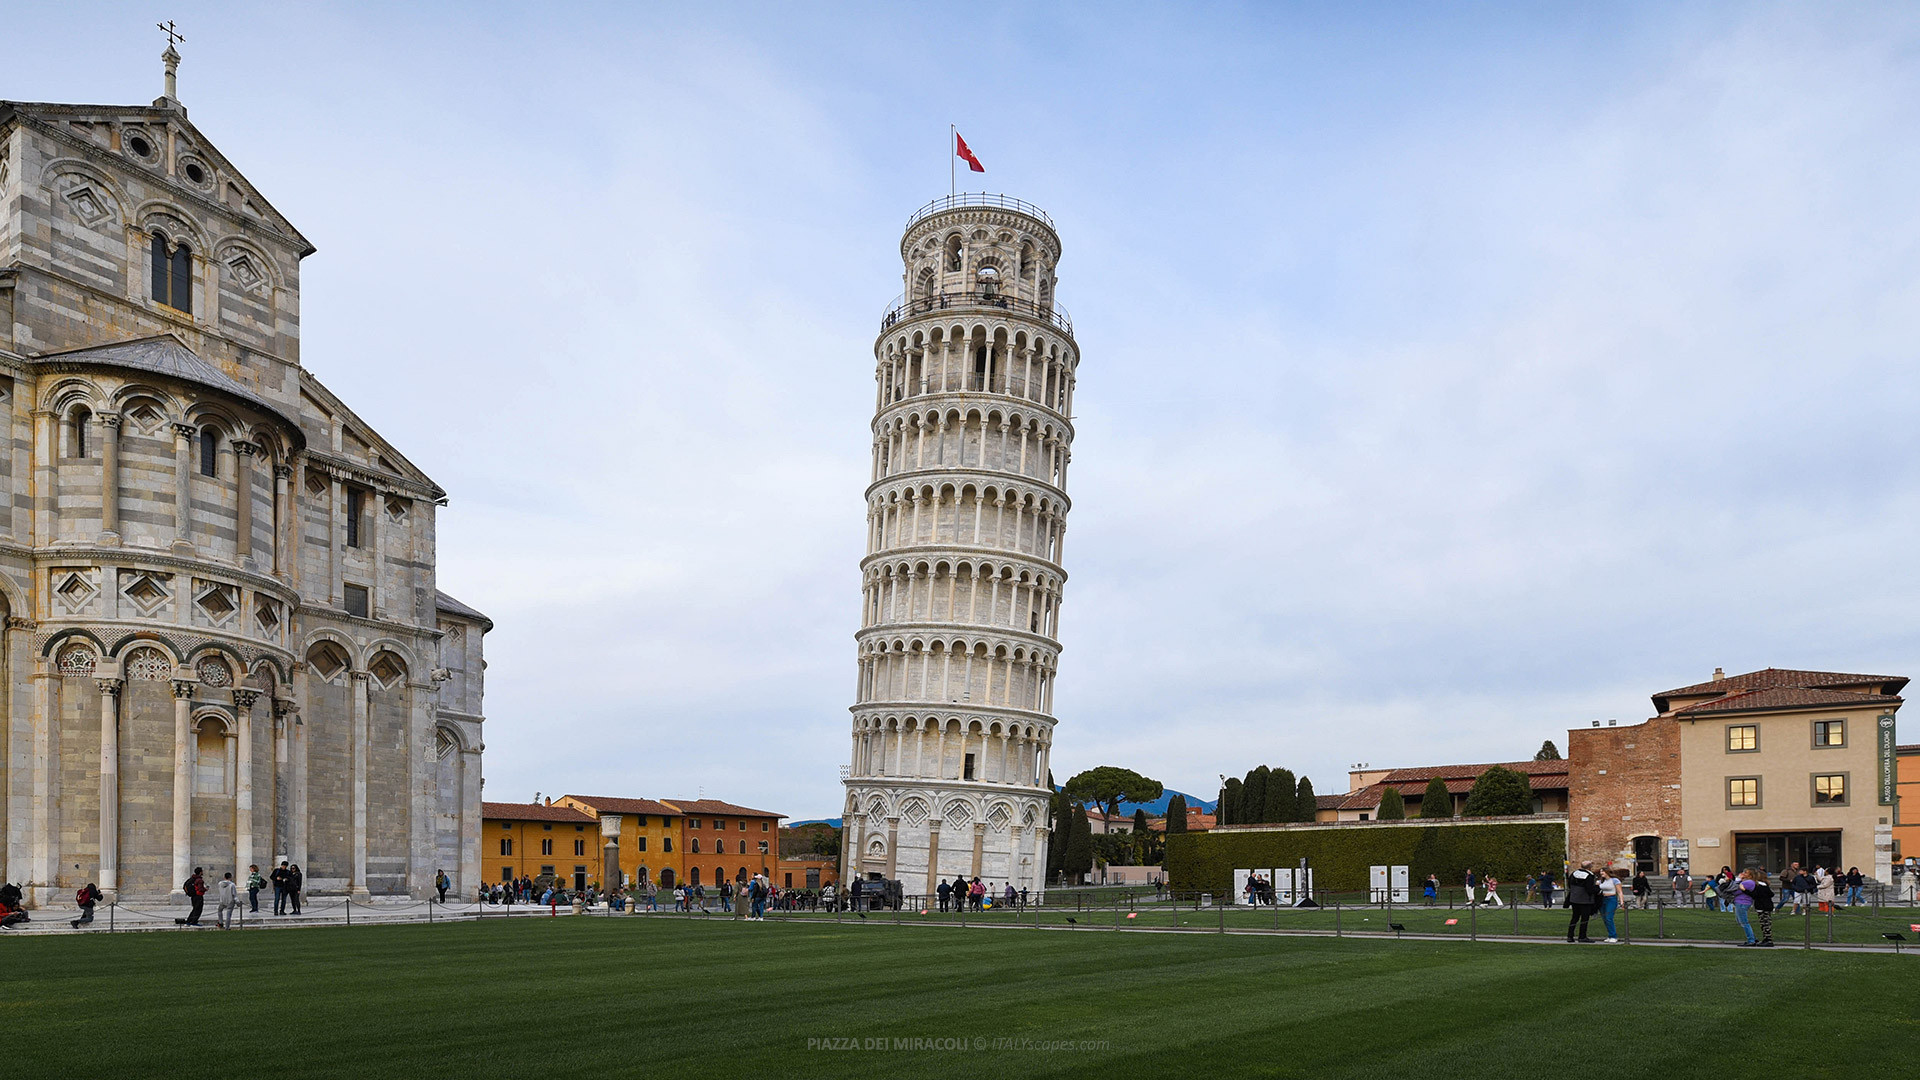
(127, 134), (152, 158)
(184, 162), (205, 184)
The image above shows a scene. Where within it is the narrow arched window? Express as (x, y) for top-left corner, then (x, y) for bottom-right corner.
(151, 231), (192, 313)
(70, 407), (91, 459)
(199, 427), (219, 477)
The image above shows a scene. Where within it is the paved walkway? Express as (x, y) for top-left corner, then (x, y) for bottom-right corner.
(3, 898), (600, 935)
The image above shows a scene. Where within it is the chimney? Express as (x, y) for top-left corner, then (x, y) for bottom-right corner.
(1712, 667), (1725, 681)
(544, 796), (551, 806)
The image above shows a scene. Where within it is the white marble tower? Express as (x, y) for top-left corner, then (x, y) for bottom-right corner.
(842, 194), (1078, 898)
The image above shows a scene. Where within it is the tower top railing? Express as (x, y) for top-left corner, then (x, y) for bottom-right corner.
(880, 290), (1073, 336)
(905, 193), (1055, 232)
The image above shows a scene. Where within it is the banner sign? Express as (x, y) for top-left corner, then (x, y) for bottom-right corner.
(1879, 713), (1898, 805)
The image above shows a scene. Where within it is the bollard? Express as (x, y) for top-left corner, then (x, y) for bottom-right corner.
(346, 899), (352, 927)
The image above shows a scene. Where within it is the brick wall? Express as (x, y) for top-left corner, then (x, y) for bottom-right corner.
(1567, 718), (1681, 871)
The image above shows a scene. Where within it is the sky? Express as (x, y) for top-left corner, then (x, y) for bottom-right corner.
(9, 2), (1920, 818)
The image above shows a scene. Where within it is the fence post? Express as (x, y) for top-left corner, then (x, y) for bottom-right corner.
(1334, 899), (1341, 937)
(1512, 900), (1519, 936)
(1115, 902), (1122, 931)
(1657, 900), (1664, 941)
(1825, 905), (1833, 944)
(1218, 899), (1225, 933)
(1469, 899), (1477, 941)
(345, 899), (351, 927)
(1620, 901), (1629, 943)
(1802, 901), (1811, 949)
(108, 901), (114, 933)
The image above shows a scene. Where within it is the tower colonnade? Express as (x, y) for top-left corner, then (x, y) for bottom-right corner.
(843, 194), (1079, 899)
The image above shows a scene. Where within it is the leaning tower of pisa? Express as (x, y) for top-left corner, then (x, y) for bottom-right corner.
(843, 194), (1078, 900)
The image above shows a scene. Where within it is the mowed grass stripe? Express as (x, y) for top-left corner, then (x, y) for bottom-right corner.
(1, 917), (1912, 1078)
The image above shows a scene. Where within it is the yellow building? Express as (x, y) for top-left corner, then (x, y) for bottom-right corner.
(480, 802), (600, 893)
(558, 795), (784, 890)
(554, 796), (684, 889)
(1657, 668), (1903, 879)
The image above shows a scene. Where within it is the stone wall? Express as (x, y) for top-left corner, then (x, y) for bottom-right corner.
(1566, 718), (1681, 872)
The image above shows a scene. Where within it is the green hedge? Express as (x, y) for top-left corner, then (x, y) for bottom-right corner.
(1165, 821), (1566, 895)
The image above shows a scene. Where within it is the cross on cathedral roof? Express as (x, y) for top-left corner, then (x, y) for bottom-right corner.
(156, 21), (185, 106)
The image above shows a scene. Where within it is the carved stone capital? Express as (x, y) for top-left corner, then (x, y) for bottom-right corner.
(97, 412), (123, 429)
(235, 441), (258, 457)
(230, 688), (261, 709)
(6, 616), (36, 631)
(95, 677), (124, 695)
(271, 697), (298, 718)
(273, 464), (293, 480)
(170, 679), (197, 699)
(171, 422), (198, 440)
(349, 670), (371, 683)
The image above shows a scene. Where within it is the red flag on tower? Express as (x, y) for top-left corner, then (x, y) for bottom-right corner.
(955, 132), (985, 173)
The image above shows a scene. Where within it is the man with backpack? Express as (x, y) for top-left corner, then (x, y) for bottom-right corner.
(176, 867), (207, 926)
(71, 882), (103, 928)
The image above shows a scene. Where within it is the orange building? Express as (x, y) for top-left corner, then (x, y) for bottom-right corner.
(666, 799), (785, 888)
(1895, 744), (1919, 865)
(777, 855), (841, 891)
(556, 795), (785, 891)
(481, 802), (600, 893)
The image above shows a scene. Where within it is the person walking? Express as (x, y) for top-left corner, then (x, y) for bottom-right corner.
(1631, 869), (1651, 910)
(1780, 862), (1801, 913)
(1729, 868), (1758, 945)
(1701, 874), (1719, 913)
(1752, 869), (1775, 947)
(1564, 861), (1600, 943)
(286, 864), (303, 915)
(71, 882), (103, 928)
(1595, 867), (1622, 943)
(245, 865), (265, 913)
(435, 869), (450, 904)
(1423, 874), (1439, 905)
(176, 867), (207, 926)
(1463, 868), (1478, 907)
(1538, 870), (1556, 909)
(215, 871), (240, 930)
(936, 878), (952, 912)
(1814, 867), (1836, 913)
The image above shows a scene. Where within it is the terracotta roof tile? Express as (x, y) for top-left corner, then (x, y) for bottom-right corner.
(561, 795), (679, 817)
(481, 801), (597, 824)
(1673, 687), (1903, 715)
(663, 799), (786, 819)
(1657, 667), (1907, 701)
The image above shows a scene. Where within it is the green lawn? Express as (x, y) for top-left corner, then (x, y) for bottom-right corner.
(1, 917), (1913, 1078)
(840, 899), (1920, 945)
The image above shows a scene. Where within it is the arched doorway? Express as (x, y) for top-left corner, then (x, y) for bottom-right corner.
(659, 868), (675, 888)
(1632, 836), (1658, 876)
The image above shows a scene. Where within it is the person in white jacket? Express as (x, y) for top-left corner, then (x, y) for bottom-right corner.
(214, 872), (240, 930)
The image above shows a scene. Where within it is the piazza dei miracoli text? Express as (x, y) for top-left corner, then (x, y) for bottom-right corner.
(0, 50), (489, 905)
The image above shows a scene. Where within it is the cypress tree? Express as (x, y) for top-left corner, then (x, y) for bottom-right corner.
(1376, 786), (1406, 820)
(1064, 803), (1095, 879)
(1294, 775), (1318, 821)
(1221, 778), (1243, 826)
(1243, 767), (1269, 824)
(1534, 740), (1562, 761)
(1165, 793), (1189, 834)
(1132, 807), (1149, 834)
(1266, 768), (1297, 823)
(1419, 777), (1454, 818)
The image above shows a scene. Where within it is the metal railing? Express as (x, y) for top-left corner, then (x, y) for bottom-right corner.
(906, 193), (1055, 232)
(880, 290), (1073, 336)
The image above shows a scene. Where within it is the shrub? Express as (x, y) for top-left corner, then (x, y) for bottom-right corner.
(1294, 775), (1318, 822)
(1165, 820), (1566, 895)
(1266, 768), (1297, 824)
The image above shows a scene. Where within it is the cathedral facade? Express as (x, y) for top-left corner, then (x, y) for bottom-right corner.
(842, 194), (1077, 897)
(0, 55), (487, 904)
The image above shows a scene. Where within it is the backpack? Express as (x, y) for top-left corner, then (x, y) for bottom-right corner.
(76, 887), (90, 906)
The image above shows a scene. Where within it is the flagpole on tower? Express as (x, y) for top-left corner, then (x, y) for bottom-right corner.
(950, 124), (956, 197)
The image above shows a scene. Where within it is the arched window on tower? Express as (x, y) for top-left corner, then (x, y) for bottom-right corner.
(199, 427), (220, 477)
(945, 234), (963, 272)
(974, 347), (988, 391)
(68, 406), (91, 459)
